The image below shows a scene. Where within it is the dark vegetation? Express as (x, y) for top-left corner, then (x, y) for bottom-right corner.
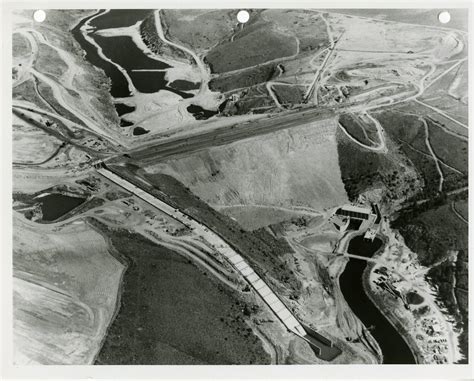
(338, 113), (379, 147)
(89, 218), (270, 365)
(406, 291), (424, 305)
(209, 63), (281, 93)
(273, 85), (305, 106)
(161, 9), (236, 53)
(205, 21), (296, 73)
(109, 164), (301, 295)
(393, 200), (468, 362)
(221, 85), (277, 115)
(36, 80), (86, 126)
(393, 202), (467, 267)
(13, 108), (84, 143)
(12, 32), (30, 58)
(336, 128), (413, 201)
(12, 79), (54, 112)
(426, 118), (468, 174)
(206, 19), (293, 74)
(377, 110), (468, 198)
(454, 249), (468, 362)
(454, 200), (468, 221)
(338, 105), (468, 361)
(34, 43), (68, 78)
(139, 13), (192, 63)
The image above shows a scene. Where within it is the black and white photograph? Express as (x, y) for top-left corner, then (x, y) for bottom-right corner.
(6, 5), (470, 371)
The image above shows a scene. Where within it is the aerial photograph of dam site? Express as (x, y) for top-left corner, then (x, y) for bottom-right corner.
(11, 8), (468, 366)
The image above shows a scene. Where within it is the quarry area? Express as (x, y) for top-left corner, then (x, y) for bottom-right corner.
(11, 8), (468, 366)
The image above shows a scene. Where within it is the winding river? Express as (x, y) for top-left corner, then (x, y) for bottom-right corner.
(339, 235), (416, 364)
(71, 10), (192, 120)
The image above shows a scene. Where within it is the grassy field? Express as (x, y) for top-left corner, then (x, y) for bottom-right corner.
(147, 119), (347, 219)
(426, 118), (468, 174)
(338, 113), (379, 147)
(222, 84), (277, 115)
(336, 127), (415, 201)
(376, 110), (452, 198)
(454, 200), (468, 221)
(109, 164), (301, 296)
(455, 248), (468, 362)
(261, 10), (328, 52)
(205, 22), (297, 73)
(34, 43), (68, 78)
(209, 63), (280, 93)
(13, 32), (31, 58)
(273, 85), (305, 106)
(90, 219), (270, 365)
(375, 111), (428, 153)
(13, 79), (54, 111)
(162, 10), (236, 53)
(36, 81), (86, 126)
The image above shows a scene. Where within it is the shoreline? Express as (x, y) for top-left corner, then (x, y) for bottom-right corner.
(338, 231), (417, 364)
(361, 262), (424, 364)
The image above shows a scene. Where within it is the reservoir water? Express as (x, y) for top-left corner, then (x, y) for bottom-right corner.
(73, 11), (193, 99)
(339, 235), (416, 364)
(37, 193), (85, 221)
(72, 12), (132, 98)
(88, 9), (154, 29)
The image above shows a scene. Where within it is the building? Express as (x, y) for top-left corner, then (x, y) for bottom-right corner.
(331, 204), (378, 234)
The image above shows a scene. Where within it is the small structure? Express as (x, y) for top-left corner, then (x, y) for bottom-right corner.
(331, 204), (378, 233)
(364, 203), (382, 240)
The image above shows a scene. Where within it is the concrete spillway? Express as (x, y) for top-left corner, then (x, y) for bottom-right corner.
(97, 167), (340, 360)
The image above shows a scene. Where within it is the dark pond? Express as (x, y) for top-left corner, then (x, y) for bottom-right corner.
(37, 193), (85, 221)
(187, 104), (218, 120)
(169, 80), (200, 91)
(115, 103), (135, 116)
(339, 235), (416, 364)
(120, 119), (134, 127)
(406, 291), (424, 305)
(93, 35), (169, 71)
(133, 126), (149, 135)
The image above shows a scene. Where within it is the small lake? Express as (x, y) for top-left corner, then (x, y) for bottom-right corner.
(37, 193), (85, 221)
(339, 235), (415, 364)
(115, 103), (135, 117)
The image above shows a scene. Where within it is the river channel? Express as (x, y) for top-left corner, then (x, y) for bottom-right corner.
(339, 235), (416, 364)
(72, 10), (193, 99)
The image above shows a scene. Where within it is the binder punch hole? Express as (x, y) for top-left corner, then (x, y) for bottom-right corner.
(438, 11), (450, 24)
(33, 9), (46, 22)
(237, 10), (250, 23)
